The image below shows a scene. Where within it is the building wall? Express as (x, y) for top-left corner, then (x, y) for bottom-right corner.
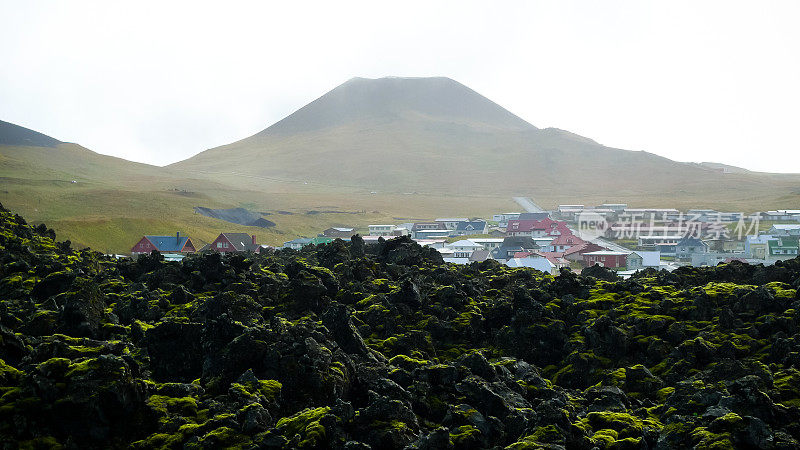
(627, 256), (643, 270)
(369, 225), (395, 236)
(583, 254), (626, 268)
(676, 244), (706, 258)
(212, 235), (237, 253)
(506, 230), (531, 237)
(131, 237), (156, 254)
(323, 229), (354, 238)
(751, 244), (767, 259)
(472, 241), (502, 250)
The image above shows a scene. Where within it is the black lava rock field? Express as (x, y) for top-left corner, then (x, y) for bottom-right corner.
(2, 203), (800, 449)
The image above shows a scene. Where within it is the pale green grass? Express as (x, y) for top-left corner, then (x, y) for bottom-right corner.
(3, 139), (799, 254)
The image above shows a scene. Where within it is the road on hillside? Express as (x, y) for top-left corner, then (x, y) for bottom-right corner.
(513, 197), (544, 212)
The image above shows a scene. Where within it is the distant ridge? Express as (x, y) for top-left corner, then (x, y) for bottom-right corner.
(0, 120), (61, 147)
(698, 161), (752, 174)
(0, 118), (166, 185)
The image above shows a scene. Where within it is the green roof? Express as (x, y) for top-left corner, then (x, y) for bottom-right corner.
(768, 237), (799, 255)
(769, 237), (799, 249)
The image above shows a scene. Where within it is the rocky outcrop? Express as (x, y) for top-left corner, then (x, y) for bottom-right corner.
(1, 202), (800, 448)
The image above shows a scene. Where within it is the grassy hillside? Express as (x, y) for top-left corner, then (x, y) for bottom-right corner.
(4, 77), (800, 252)
(0, 117), (519, 252)
(0, 142), (519, 252)
(172, 77), (800, 210)
(3, 131), (797, 255)
(0, 119), (62, 147)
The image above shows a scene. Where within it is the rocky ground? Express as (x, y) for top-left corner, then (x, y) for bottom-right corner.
(1, 203), (800, 449)
(192, 207), (276, 228)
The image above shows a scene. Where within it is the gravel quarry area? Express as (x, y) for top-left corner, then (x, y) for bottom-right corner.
(194, 207), (276, 228)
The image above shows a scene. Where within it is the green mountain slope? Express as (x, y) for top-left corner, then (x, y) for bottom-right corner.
(0, 122), (298, 252)
(0, 119), (62, 147)
(171, 77), (800, 209)
(0, 119), (493, 253)
(3, 76), (800, 253)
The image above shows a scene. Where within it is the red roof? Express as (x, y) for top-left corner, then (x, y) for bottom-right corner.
(535, 251), (569, 266)
(507, 218), (571, 235)
(506, 220), (540, 232)
(563, 242), (606, 256)
(512, 251), (567, 267)
(550, 233), (585, 247)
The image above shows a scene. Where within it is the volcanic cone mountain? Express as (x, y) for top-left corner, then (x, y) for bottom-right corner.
(3, 78), (800, 253)
(170, 77), (800, 204)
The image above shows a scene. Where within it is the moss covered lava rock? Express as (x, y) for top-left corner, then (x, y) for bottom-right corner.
(1, 202), (800, 448)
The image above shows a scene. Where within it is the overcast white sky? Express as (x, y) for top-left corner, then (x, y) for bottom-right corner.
(1, 1), (799, 172)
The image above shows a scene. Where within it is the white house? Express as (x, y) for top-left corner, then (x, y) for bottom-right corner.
(627, 252), (643, 270)
(369, 224), (396, 236)
(446, 240), (484, 258)
(638, 251), (661, 268)
(599, 203), (628, 213)
(439, 247), (472, 265)
(438, 247), (456, 257)
(393, 227), (411, 236)
(637, 235), (684, 247)
(628, 209), (680, 220)
(768, 224), (800, 236)
(412, 222), (449, 239)
(627, 251), (661, 270)
(435, 218), (468, 231)
(505, 256), (557, 274)
(532, 237), (556, 250)
(557, 205), (585, 220)
(283, 238), (312, 250)
(762, 210), (800, 222)
(468, 238), (504, 250)
(414, 239), (448, 249)
(492, 212), (521, 227)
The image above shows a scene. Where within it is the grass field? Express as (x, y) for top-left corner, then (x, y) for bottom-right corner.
(3, 138), (799, 254)
(4, 77), (800, 254)
(0, 146), (520, 253)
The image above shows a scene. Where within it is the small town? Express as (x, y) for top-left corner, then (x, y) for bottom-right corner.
(129, 202), (800, 276)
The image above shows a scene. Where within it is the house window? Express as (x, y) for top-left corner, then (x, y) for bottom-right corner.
(217, 242), (223, 248)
